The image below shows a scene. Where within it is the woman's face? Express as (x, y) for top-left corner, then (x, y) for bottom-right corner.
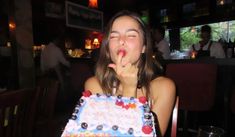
(108, 16), (145, 66)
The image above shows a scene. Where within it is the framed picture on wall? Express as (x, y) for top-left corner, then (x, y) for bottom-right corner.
(45, 2), (64, 19)
(65, 1), (103, 31)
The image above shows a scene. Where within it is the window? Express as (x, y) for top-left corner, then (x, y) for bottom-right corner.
(180, 20), (235, 50)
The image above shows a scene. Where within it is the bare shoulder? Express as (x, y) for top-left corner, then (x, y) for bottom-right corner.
(151, 76), (175, 88)
(84, 76), (103, 94)
(150, 76), (176, 99)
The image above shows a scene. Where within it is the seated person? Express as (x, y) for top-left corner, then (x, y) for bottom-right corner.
(84, 10), (176, 136)
(62, 10), (175, 137)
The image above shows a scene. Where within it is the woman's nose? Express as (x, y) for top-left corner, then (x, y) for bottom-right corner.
(119, 35), (126, 45)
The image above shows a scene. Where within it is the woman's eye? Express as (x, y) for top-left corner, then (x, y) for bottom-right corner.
(127, 35), (136, 37)
(126, 31), (138, 38)
(110, 35), (119, 39)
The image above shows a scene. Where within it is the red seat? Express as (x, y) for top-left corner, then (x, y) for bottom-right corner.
(166, 63), (217, 136)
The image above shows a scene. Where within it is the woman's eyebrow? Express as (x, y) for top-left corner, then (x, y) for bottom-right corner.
(126, 28), (140, 34)
(110, 31), (119, 34)
(110, 29), (140, 34)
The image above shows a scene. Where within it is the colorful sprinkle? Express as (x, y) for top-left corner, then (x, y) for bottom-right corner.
(130, 97), (135, 100)
(128, 128), (134, 134)
(82, 90), (92, 97)
(96, 125), (103, 130)
(112, 125), (118, 131)
(81, 122), (88, 129)
(71, 115), (77, 120)
(74, 108), (79, 113)
(142, 125), (153, 134)
(138, 96), (147, 104)
(96, 93), (101, 97)
(122, 104), (130, 109)
(129, 103), (136, 109)
(117, 95), (122, 99)
(79, 98), (84, 103)
(144, 114), (151, 119)
(115, 100), (124, 106)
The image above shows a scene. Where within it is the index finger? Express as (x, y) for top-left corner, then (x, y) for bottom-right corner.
(116, 50), (126, 67)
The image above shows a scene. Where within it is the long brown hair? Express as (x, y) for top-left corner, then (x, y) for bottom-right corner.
(95, 10), (155, 98)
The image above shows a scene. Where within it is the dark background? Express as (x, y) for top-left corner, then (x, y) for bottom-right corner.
(0, 0), (235, 47)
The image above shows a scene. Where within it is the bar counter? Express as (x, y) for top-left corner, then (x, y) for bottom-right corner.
(163, 58), (235, 66)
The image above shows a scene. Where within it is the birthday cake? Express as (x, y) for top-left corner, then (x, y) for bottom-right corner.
(61, 90), (157, 137)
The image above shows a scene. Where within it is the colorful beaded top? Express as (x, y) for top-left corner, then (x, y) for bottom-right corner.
(61, 90), (157, 137)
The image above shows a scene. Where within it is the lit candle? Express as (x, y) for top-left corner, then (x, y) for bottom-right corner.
(191, 51), (197, 59)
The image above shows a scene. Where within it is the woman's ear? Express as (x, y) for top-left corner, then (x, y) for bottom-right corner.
(141, 46), (146, 53)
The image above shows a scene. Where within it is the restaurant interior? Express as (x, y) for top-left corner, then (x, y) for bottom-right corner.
(1, 0), (235, 136)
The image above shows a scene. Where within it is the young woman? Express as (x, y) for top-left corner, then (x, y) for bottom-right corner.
(85, 10), (176, 136)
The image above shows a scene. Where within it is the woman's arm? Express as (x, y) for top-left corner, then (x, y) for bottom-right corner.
(150, 76), (176, 136)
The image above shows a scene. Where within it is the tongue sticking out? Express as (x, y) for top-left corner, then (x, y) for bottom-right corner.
(118, 50), (126, 57)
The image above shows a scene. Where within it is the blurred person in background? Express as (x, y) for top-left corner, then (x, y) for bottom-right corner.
(189, 25), (225, 58)
(40, 35), (71, 93)
(152, 25), (171, 60)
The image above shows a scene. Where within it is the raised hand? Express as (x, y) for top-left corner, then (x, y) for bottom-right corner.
(108, 50), (139, 97)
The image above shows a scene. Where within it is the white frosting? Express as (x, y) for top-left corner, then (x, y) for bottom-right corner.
(62, 93), (157, 137)
(78, 95), (143, 135)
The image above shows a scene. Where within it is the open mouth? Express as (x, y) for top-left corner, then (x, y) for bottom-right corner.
(117, 49), (126, 57)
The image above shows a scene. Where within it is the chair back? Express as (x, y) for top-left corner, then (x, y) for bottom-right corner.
(33, 77), (59, 137)
(230, 90), (235, 114)
(0, 88), (35, 137)
(171, 96), (179, 137)
(35, 77), (59, 121)
(166, 63), (217, 111)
